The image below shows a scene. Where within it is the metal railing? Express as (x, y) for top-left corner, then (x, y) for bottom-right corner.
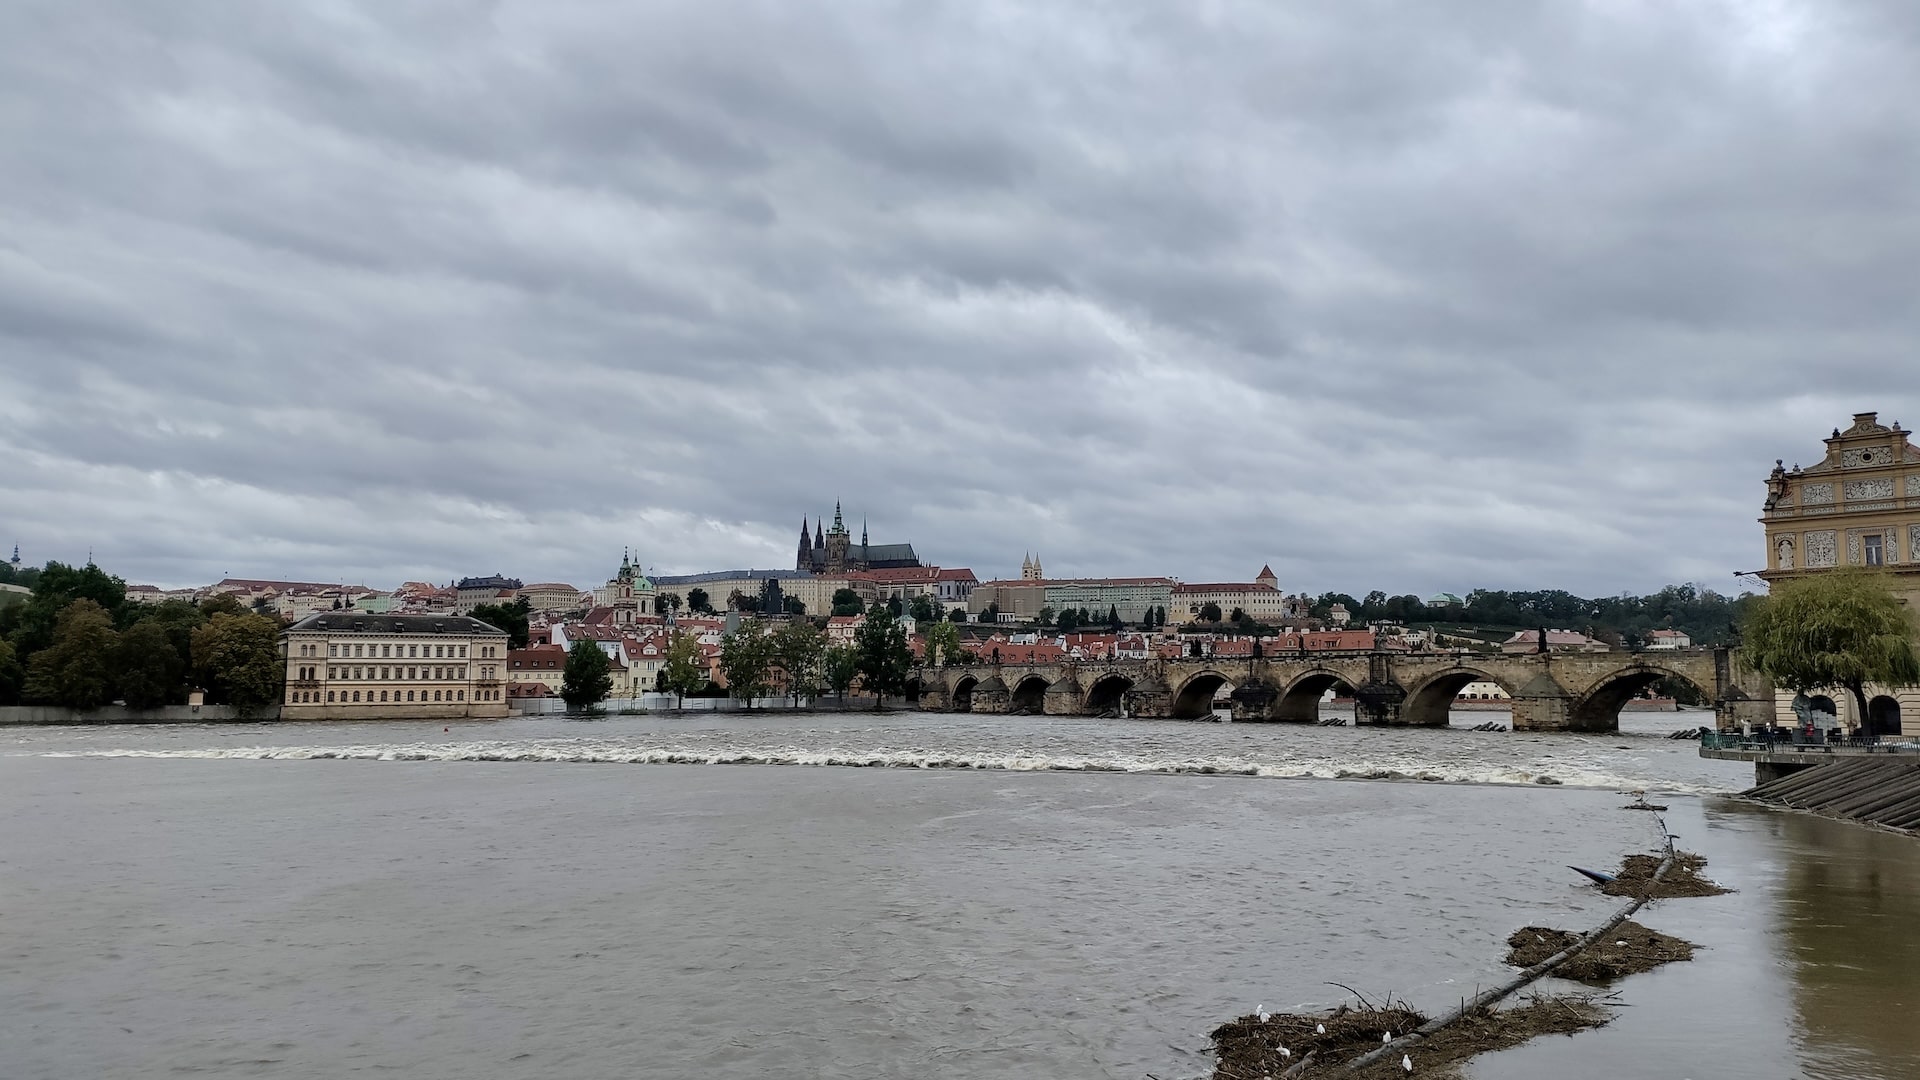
(1702, 729), (1920, 754)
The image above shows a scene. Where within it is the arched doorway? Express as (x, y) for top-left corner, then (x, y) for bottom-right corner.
(1868, 696), (1902, 737)
(1275, 671), (1355, 723)
(1171, 672), (1233, 719)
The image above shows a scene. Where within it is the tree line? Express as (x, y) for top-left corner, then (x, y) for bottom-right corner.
(0, 561), (284, 713)
(1309, 584), (1758, 647)
(556, 602), (951, 712)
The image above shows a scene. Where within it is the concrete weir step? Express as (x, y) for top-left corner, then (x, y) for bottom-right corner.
(1744, 759), (1920, 834)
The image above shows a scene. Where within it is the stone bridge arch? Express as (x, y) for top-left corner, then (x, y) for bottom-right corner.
(1274, 667), (1362, 723)
(1400, 667), (1521, 727)
(1010, 673), (1051, 714)
(949, 673), (979, 713)
(1566, 661), (1712, 731)
(1171, 670), (1235, 719)
(1083, 671), (1134, 715)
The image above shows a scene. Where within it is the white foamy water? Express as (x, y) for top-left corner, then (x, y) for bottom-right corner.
(11, 707), (1750, 794)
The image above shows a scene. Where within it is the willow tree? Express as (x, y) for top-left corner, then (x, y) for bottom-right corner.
(1741, 568), (1919, 727)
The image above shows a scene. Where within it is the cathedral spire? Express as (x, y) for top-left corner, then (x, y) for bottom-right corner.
(832, 502), (845, 533)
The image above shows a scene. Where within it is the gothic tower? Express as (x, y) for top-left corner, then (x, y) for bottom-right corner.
(1022, 553), (1043, 581)
(824, 502), (851, 574)
(797, 518), (814, 572)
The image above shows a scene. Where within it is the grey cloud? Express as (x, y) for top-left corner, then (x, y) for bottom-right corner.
(3, 0), (1917, 597)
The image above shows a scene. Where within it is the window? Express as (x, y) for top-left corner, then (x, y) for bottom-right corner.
(459, 646), (467, 658)
(407, 690), (415, 702)
(1866, 534), (1884, 566)
(410, 644), (419, 658)
(457, 690), (464, 701)
(329, 644), (338, 657)
(433, 690), (442, 702)
(327, 691), (335, 702)
(380, 690), (388, 702)
(352, 691), (361, 702)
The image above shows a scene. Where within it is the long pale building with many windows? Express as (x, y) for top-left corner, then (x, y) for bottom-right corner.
(281, 612), (512, 719)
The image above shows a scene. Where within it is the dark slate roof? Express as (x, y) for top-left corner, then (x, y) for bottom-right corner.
(457, 574), (523, 590)
(860, 541), (917, 568)
(653, 569), (816, 585)
(286, 613), (509, 636)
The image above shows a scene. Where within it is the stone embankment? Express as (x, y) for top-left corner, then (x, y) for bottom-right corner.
(0, 704), (277, 726)
(1745, 758), (1920, 834)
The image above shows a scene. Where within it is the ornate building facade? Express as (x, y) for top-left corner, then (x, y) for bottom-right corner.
(1760, 412), (1920, 607)
(795, 503), (921, 574)
(1759, 411), (1920, 735)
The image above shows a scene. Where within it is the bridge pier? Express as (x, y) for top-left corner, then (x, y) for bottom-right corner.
(1125, 676), (1173, 719)
(1228, 679), (1280, 721)
(1043, 676), (1083, 716)
(971, 676), (1010, 715)
(1510, 672), (1582, 731)
(1354, 653), (1409, 725)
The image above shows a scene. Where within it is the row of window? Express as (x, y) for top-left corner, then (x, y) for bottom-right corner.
(328, 666), (470, 681)
(289, 689), (477, 704)
(320, 641), (476, 659)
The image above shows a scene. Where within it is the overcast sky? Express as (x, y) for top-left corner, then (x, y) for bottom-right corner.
(4, 2), (1918, 597)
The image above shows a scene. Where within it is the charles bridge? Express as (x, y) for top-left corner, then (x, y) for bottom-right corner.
(909, 647), (1772, 732)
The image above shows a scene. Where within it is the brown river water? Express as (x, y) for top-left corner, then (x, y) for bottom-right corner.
(1, 710), (1914, 1079)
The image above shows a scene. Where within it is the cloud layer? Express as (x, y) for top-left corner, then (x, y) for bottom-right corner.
(4, 1), (1918, 594)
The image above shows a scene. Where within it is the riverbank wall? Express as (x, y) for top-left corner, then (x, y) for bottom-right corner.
(0, 704), (280, 726)
(1744, 758), (1920, 834)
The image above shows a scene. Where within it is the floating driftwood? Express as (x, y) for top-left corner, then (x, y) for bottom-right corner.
(1505, 920), (1696, 981)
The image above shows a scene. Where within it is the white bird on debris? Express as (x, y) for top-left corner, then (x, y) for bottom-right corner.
(1316, 1023), (1326, 1035)
(1279, 1047), (1291, 1060)
(1402, 1052), (1413, 1072)
(1256, 1004), (1270, 1023)
(1383, 1031), (1393, 1044)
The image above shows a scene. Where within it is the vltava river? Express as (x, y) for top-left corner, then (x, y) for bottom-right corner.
(2, 711), (1913, 1079)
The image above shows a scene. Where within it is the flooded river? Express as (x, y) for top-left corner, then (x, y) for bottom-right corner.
(1, 710), (1913, 1078)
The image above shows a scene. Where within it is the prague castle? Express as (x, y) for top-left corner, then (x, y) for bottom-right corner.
(796, 503), (921, 574)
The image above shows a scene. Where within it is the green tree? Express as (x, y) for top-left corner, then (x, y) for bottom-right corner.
(831, 588), (865, 617)
(1036, 606), (1056, 628)
(784, 595), (808, 617)
(1155, 605), (1168, 628)
(855, 604), (914, 708)
(199, 593), (248, 618)
(560, 639), (614, 711)
(1229, 606), (1246, 623)
(720, 619), (774, 707)
(137, 599), (207, 675)
(908, 594), (938, 623)
(770, 620), (825, 703)
(190, 613), (283, 715)
(1198, 601), (1223, 623)
(23, 599), (119, 709)
(823, 643), (861, 704)
(469, 597), (532, 649)
(660, 631), (707, 707)
(687, 587), (713, 614)
(980, 602), (999, 624)
(654, 591), (684, 616)
(1741, 568), (1920, 733)
(115, 619), (186, 709)
(1107, 604), (1121, 632)
(7, 561), (128, 658)
(923, 618), (961, 668)
(0, 639), (21, 705)
(947, 606), (967, 623)
(1056, 607), (1080, 632)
